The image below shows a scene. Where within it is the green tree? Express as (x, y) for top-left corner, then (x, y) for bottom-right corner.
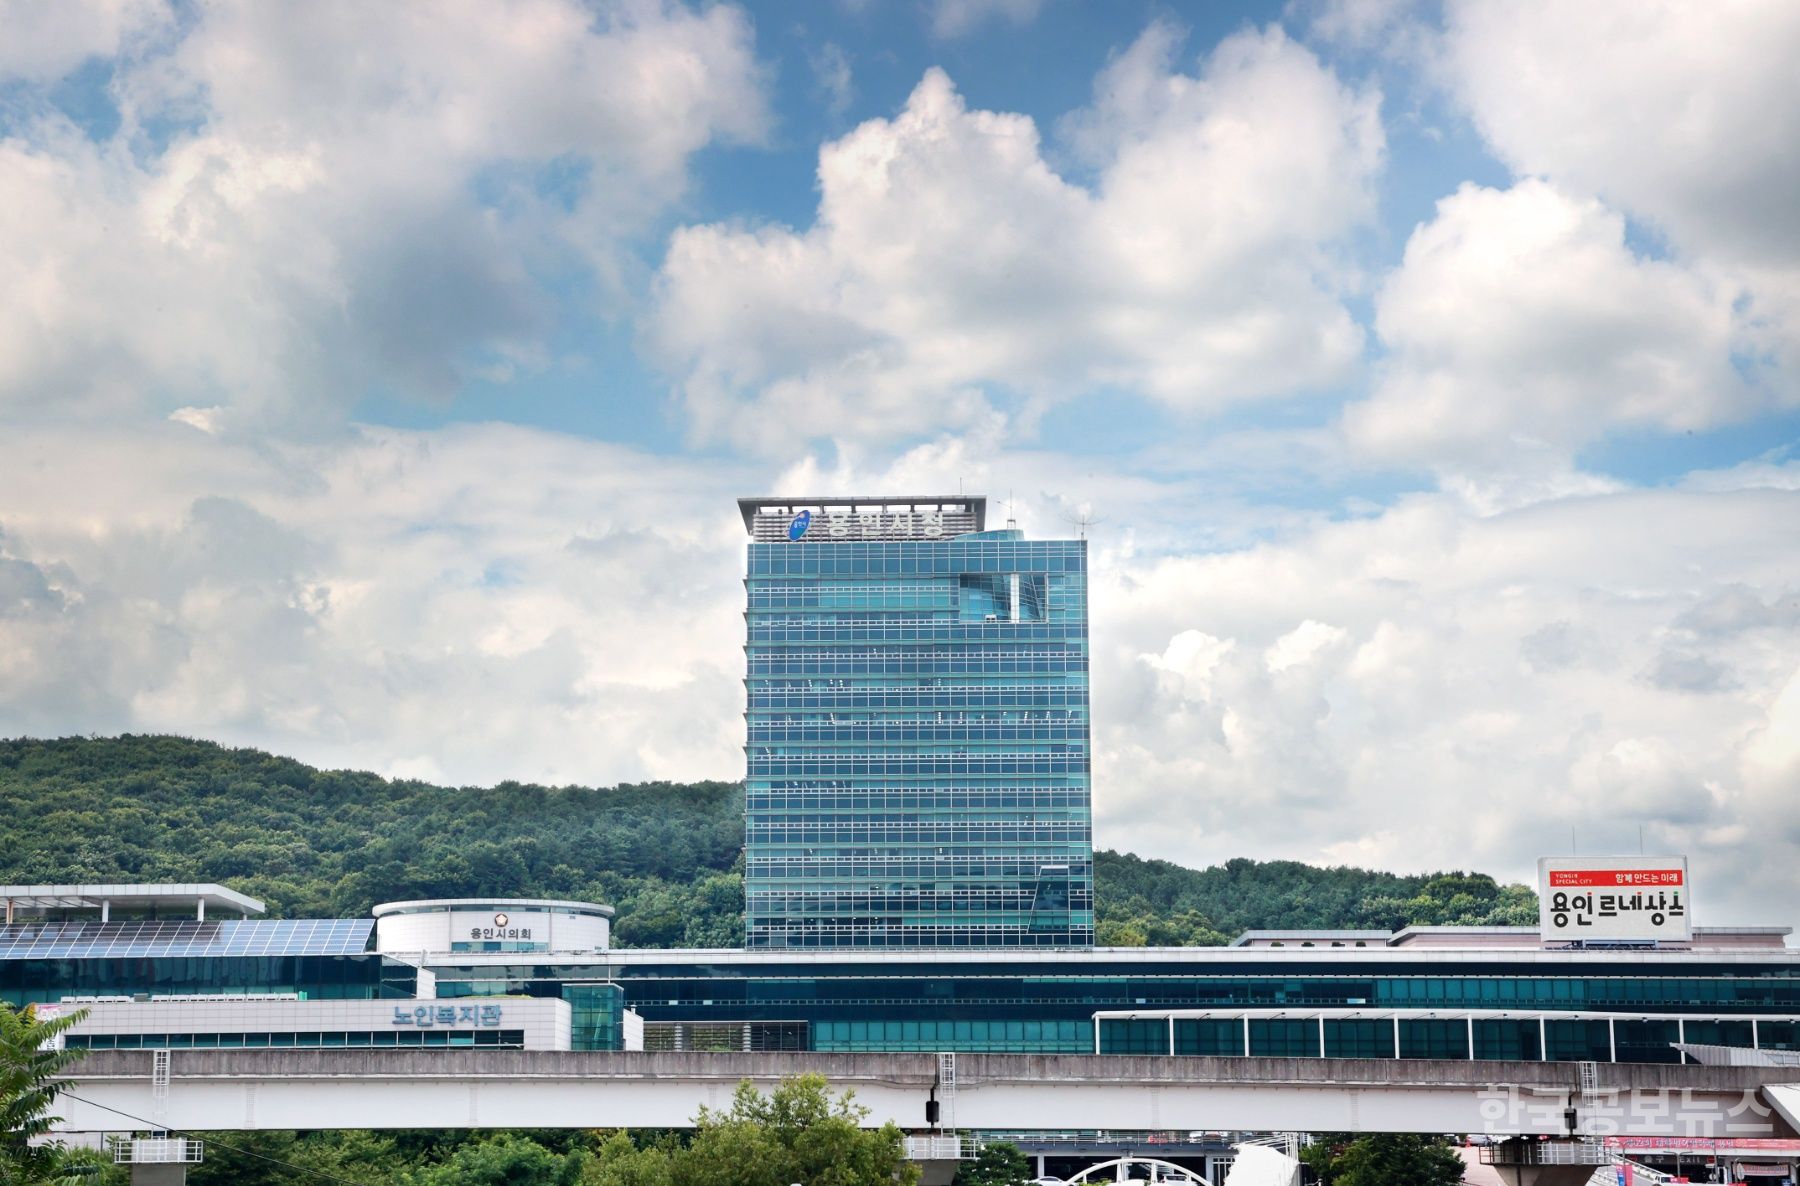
(953, 1140), (1030, 1186)
(404, 1131), (583, 1186)
(0, 737), (1536, 945)
(674, 1075), (919, 1186)
(581, 1131), (675, 1186)
(187, 1129), (406, 1185)
(1096, 917), (1149, 946)
(0, 1002), (90, 1186)
(1301, 1133), (1465, 1186)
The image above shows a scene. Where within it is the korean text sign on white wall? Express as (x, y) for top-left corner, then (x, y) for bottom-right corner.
(1538, 856), (1690, 942)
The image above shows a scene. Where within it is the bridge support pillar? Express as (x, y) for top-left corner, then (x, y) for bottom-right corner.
(1492, 1169), (1594, 1186)
(914, 1160), (957, 1186)
(130, 1167), (187, 1186)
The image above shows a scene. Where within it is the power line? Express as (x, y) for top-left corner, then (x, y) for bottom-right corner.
(58, 1091), (385, 1186)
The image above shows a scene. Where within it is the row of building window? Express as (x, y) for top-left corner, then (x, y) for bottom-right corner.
(752, 743), (1087, 759)
(747, 827), (1091, 846)
(750, 893), (1090, 913)
(606, 973), (1800, 1012)
(745, 863), (1094, 881)
(750, 645), (1086, 663)
(746, 871), (1095, 890)
(747, 601), (1089, 621)
(753, 917), (1081, 932)
(1097, 1017), (1800, 1063)
(747, 550), (1085, 577)
(749, 880), (1090, 897)
(752, 740), (1084, 754)
(748, 611), (1080, 629)
(749, 759), (1090, 777)
(748, 689), (1088, 709)
(749, 622), (1084, 642)
(751, 848), (1090, 864)
(750, 644), (1087, 658)
(749, 778), (1090, 793)
(747, 806), (1088, 822)
(815, 1018), (1091, 1051)
(750, 582), (961, 606)
(748, 538), (1082, 558)
(66, 1030), (527, 1050)
(749, 724), (1088, 743)
(752, 669), (1087, 687)
(746, 791), (1091, 810)
(741, 806), (1080, 824)
(748, 928), (1097, 948)
(750, 740), (1086, 753)
(0, 956), (408, 1004)
(754, 708), (1086, 723)
(751, 682), (1089, 699)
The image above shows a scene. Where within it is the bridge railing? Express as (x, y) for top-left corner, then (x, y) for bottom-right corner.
(111, 1137), (203, 1164)
(1480, 1139), (1609, 1166)
(902, 1135), (964, 1161)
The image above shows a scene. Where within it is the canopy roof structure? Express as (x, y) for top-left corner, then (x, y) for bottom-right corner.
(0, 883), (264, 918)
(0, 918), (373, 960)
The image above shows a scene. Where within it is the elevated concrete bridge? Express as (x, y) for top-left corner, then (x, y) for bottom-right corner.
(52, 1050), (1800, 1146)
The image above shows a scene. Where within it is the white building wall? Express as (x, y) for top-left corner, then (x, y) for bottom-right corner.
(48, 997), (572, 1051)
(375, 906), (609, 955)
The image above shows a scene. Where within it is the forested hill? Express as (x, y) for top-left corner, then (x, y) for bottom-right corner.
(0, 735), (1535, 946)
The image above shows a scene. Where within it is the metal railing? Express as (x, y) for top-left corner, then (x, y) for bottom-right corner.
(903, 1135), (965, 1161)
(1480, 1139), (1609, 1166)
(112, 1137), (204, 1164)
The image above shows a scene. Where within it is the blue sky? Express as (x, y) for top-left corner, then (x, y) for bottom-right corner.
(0, 0), (1798, 926)
(316, 0), (1795, 497)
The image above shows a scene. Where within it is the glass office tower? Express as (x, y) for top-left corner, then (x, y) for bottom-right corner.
(740, 495), (1094, 948)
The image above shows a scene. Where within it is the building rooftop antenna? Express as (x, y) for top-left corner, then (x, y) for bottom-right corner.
(1060, 505), (1105, 540)
(1006, 489), (1017, 530)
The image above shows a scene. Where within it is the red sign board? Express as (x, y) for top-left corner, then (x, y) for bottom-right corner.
(1608, 1137), (1800, 1154)
(1548, 869), (1685, 887)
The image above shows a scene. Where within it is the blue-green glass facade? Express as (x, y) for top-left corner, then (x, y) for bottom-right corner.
(603, 950), (1800, 1063)
(742, 496), (1094, 948)
(0, 953), (410, 1004)
(430, 965), (626, 1051)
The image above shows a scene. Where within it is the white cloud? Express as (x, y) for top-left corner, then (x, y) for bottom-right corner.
(930, 0), (1045, 40)
(1441, 0), (1800, 374)
(1345, 180), (1752, 468)
(2, 413), (1798, 924)
(0, 0), (768, 429)
(808, 41), (855, 117)
(1265, 619), (1349, 673)
(1094, 475), (1800, 924)
(1299, 0), (1423, 50)
(0, 0), (171, 82)
(1444, 0), (1800, 269)
(651, 23), (1382, 452)
(0, 422), (756, 787)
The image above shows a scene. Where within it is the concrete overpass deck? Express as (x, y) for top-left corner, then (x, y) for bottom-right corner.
(53, 1050), (1800, 1140)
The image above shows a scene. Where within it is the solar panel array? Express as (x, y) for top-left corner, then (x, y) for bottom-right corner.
(0, 919), (374, 960)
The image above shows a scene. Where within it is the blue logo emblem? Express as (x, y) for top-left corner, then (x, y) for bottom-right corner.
(787, 510), (812, 541)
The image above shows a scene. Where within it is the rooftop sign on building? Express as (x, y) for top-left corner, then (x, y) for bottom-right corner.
(1537, 856), (1691, 943)
(737, 495), (986, 543)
